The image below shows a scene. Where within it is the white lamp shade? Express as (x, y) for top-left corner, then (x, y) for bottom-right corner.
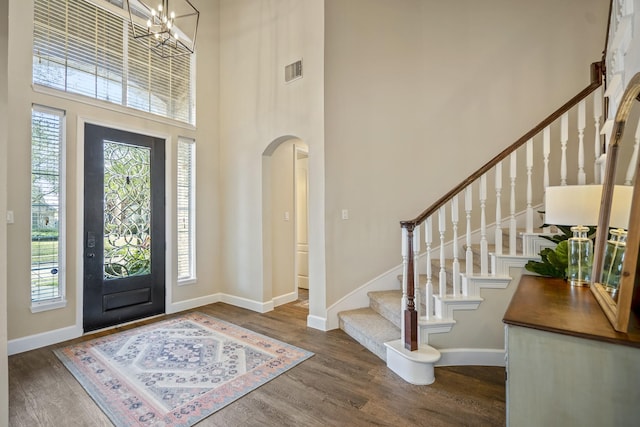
(610, 185), (633, 229)
(545, 185), (632, 229)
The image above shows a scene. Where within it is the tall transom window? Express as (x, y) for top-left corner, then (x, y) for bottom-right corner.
(33, 0), (196, 125)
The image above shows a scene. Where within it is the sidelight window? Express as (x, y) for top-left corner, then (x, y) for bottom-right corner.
(31, 105), (66, 311)
(177, 137), (196, 283)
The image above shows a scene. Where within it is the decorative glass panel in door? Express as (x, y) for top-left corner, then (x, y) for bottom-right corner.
(103, 141), (151, 279)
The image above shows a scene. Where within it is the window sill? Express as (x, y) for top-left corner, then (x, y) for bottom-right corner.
(178, 277), (198, 286)
(30, 299), (67, 313)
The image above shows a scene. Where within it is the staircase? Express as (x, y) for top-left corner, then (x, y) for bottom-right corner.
(333, 60), (640, 384)
(338, 230), (537, 363)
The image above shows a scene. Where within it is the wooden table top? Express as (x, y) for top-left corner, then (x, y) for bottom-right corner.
(503, 275), (640, 348)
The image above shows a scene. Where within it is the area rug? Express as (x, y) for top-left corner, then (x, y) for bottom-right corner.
(54, 312), (313, 426)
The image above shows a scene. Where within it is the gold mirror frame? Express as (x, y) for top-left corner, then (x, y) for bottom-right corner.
(591, 72), (640, 333)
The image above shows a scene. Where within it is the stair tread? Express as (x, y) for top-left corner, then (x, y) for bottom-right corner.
(339, 308), (399, 339)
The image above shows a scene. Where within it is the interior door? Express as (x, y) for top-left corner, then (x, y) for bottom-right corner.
(296, 150), (309, 289)
(83, 124), (165, 332)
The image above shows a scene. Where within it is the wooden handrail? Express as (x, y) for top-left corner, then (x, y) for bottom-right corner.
(400, 61), (604, 229)
(603, 0), (614, 73)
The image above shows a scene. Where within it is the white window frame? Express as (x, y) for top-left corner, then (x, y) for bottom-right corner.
(177, 137), (196, 284)
(30, 105), (67, 312)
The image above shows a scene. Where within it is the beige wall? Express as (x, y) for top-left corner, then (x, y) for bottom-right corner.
(1, 0), (9, 421)
(323, 0), (609, 306)
(219, 0), (325, 313)
(5, 0), (221, 341)
(173, 0), (221, 304)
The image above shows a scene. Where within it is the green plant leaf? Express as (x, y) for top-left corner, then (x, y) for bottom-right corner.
(524, 242), (569, 279)
(524, 259), (564, 278)
(555, 240), (568, 266)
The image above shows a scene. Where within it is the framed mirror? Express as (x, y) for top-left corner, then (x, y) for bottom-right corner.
(591, 72), (640, 333)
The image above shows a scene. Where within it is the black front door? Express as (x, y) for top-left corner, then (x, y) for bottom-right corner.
(83, 124), (165, 332)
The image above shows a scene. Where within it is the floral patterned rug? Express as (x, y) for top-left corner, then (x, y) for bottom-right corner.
(54, 312), (313, 426)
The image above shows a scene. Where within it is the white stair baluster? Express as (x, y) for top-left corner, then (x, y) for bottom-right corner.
(401, 227), (408, 340)
(543, 127), (551, 233)
(465, 186), (473, 277)
(412, 225), (421, 342)
(438, 206), (447, 298)
(577, 100), (586, 184)
(424, 217), (433, 320)
(594, 87), (603, 184)
(510, 153), (517, 256)
(451, 195), (460, 295)
(494, 163), (503, 256)
(543, 126), (551, 190)
(624, 119), (640, 185)
(480, 174), (488, 275)
(561, 112), (568, 186)
(526, 139), (534, 235)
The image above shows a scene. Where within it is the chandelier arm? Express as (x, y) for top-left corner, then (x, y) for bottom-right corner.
(126, 0), (199, 58)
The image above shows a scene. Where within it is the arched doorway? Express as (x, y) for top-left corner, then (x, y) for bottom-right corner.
(262, 136), (309, 309)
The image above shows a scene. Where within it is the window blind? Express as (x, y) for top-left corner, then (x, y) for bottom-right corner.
(177, 138), (195, 280)
(31, 107), (65, 302)
(33, 0), (195, 125)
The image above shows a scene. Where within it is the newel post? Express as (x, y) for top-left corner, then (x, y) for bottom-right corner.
(401, 222), (418, 351)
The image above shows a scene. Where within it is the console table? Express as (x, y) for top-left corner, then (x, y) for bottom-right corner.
(503, 275), (640, 426)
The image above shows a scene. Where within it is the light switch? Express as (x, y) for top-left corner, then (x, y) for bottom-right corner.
(6, 210), (14, 224)
(284, 212), (290, 221)
(341, 209), (349, 220)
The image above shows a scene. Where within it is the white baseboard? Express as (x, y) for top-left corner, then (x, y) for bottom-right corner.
(167, 293), (222, 314)
(8, 324), (83, 356)
(273, 291), (297, 307)
(9, 292), (276, 355)
(307, 314), (328, 331)
(169, 292), (300, 314)
(220, 294), (275, 313)
(436, 348), (505, 367)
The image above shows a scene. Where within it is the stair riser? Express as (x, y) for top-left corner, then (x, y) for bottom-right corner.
(339, 318), (388, 362)
(370, 297), (401, 328)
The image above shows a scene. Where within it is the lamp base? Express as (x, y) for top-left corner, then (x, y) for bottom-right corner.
(567, 226), (593, 289)
(602, 284), (619, 300)
(569, 278), (590, 287)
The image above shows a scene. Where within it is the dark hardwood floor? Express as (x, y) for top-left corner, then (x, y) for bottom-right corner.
(9, 293), (505, 426)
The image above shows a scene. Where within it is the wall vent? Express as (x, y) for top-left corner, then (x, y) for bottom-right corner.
(285, 60), (303, 83)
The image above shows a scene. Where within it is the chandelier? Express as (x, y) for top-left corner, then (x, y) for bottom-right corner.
(126, 0), (200, 58)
